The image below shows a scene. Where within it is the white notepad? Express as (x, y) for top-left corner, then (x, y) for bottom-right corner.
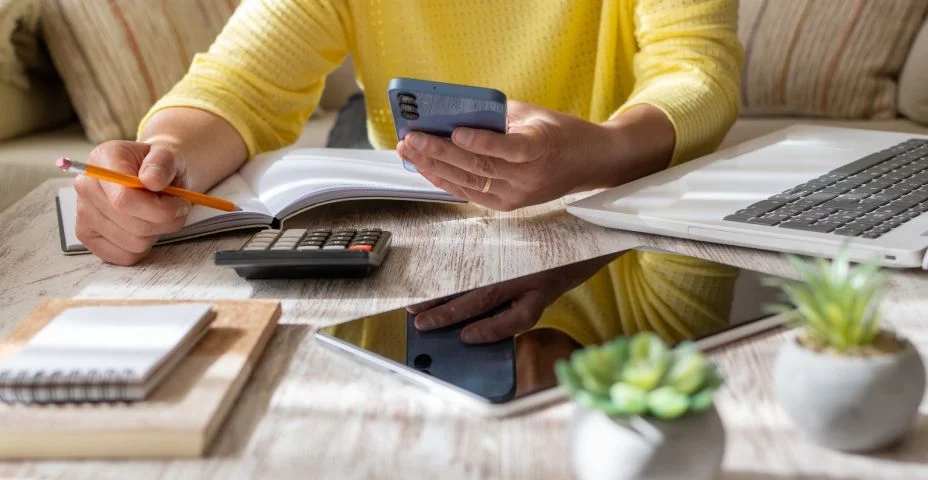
(0, 304), (215, 404)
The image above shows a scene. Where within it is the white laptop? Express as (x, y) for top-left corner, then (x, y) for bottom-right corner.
(568, 125), (928, 268)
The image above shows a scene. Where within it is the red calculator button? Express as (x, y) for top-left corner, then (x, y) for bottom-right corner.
(348, 245), (373, 252)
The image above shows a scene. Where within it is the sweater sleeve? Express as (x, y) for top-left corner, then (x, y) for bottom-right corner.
(615, 0), (743, 166)
(137, 0), (352, 157)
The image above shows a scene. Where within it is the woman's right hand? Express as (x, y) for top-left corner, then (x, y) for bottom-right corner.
(73, 140), (192, 266)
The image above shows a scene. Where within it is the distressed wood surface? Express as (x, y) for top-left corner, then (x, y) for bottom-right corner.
(2, 179), (928, 479)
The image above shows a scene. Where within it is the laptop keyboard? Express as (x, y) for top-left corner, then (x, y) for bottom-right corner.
(723, 138), (928, 239)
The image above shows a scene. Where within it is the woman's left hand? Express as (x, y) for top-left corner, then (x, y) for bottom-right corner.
(396, 101), (620, 211)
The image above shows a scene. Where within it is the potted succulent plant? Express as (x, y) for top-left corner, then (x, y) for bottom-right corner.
(556, 332), (725, 480)
(770, 250), (926, 452)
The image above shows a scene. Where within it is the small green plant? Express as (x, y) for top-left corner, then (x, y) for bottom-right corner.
(765, 248), (889, 353)
(555, 332), (723, 420)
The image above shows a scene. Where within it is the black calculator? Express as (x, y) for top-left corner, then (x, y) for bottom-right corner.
(214, 228), (392, 279)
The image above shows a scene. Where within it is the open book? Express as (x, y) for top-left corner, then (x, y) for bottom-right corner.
(56, 148), (463, 253)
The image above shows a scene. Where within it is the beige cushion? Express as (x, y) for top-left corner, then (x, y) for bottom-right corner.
(739, 1), (928, 119)
(720, 117), (928, 150)
(40, 0), (240, 143)
(0, 0), (72, 140)
(0, 122), (92, 212)
(899, 19), (928, 125)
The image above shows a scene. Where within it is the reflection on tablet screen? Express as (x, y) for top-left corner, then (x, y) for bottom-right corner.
(318, 248), (783, 405)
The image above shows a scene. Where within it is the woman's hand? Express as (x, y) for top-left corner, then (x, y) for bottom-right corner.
(73, 141), (191, 266)
(395, 101), (673, 211)
(407, 253), (621, 343)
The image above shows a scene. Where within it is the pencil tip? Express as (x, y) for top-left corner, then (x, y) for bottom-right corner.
(55, 157), (71, 170)
(234, 206), (243, 211)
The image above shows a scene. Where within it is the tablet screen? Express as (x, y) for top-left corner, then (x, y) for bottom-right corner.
(317, 248), (785, 406)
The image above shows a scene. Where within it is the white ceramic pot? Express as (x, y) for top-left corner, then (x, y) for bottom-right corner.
(773, 332), (926, 452)
(569, 405), (725, 480)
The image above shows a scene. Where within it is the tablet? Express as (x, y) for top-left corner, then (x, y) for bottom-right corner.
(314, 247), (789, 417)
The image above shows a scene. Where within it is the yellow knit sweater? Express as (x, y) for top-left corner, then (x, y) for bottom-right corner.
(142, 0), (744, 343)
(140, 0), (742, 166)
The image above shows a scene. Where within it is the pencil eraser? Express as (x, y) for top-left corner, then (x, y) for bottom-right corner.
(56, 157), (72, 170)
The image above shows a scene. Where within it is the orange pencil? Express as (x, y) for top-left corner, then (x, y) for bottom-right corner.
(56, 157), (241, 212)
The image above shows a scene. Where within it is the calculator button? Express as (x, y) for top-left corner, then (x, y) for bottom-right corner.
(323, 245), (347, 250)
(347, 245), (373, 252)
(244, 246), (268, 251)
(272, 244), (296, 251)
(280, 229), (306, 239)
(354, 235), (379, 242)
(334, 229), (357, 235)
(351, 240), (377, 246)
(360, 228), (382, 233)
(297, 245), (321, 251)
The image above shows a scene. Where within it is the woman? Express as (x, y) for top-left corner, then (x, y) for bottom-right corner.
(73, 0), (742, 266)
(73, 0), (743, 344)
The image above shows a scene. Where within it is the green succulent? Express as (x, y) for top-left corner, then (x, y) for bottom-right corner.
(764, 248), (888, 353)
(554, 332), (723, 420)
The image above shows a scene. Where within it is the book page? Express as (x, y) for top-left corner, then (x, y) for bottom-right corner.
(238, 148), (460, 218)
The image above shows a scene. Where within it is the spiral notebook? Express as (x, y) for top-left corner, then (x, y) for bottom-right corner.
(0, 299), (281, 459)
(0, 304), (215, 404)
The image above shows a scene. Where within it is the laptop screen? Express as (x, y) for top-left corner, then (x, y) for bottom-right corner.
(317, 248), (785, 404)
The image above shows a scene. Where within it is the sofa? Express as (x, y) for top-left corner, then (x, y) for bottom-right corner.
(2, 0), (928, 214)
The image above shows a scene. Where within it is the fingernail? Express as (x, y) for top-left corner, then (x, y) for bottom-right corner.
(142, 163), (166, 176)
(414, 315), (432, 330)
(461, 329), (480, 344)
(407, 133), (426, 151)
(175, 203), (190, 218)
(454, 128), (474, 146)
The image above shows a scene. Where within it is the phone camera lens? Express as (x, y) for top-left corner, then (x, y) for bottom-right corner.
(413, 354), (431, 369)
(400, 103), (418, 113)
(401, 111), (420, 120)
(397, 92), (416, 104)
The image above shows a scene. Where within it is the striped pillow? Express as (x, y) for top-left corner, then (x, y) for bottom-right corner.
(41, 0), (240, 143)
(739, 0), (928, 119)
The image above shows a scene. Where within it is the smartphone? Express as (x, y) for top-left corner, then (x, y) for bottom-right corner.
(405, 294), (516, 403)
(388, 77), (507, 172)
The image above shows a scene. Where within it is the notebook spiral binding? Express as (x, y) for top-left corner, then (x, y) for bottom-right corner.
(0, 369), (134, 404)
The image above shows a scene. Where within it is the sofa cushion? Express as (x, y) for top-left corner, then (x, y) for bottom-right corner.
(899, 18), (928, 125)
(0, 122), (92, 212)
(0, 0), (72, 140)
(739, 0), (928, 119)
(40, 0), (240, 143)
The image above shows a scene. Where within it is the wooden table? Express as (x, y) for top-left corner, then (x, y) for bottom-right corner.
(2, 179), (928, 479)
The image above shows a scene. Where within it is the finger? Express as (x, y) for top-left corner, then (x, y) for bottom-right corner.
(75, 176), (187, 237)
(417, 169), (522, 212)
(400, 143), (489, 192)
(79, 229), (147, 266)
(403, 133), (511, 179)
(98, 180), (191, 225)
(406, 295), (457, 314)
(75, 196), (157, 255)
(460, 290), (547, 344)
(451, 125), (545, 164)
(139, 145), (181, 191)
(414, 285), (511, 331)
